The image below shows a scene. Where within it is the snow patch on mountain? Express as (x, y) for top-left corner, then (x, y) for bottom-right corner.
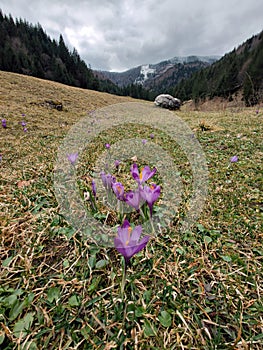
(135, 64), (156, 84)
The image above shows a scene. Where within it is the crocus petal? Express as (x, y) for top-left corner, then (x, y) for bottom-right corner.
(114, 223), (150, 263)
(230, 155), (238, 163)
(131, 163), (157, 184)
(140, 166), (157, 183)
(128, 225), (142, 243)
(121, 219), (131, 228)
(116, 226), (130, 245)
(114, 235), (150, 262)
(112, 182), (125, 200)
(131, 163), (140, 181)
(114, 243), (133, 261)
(114, 160), (120, 168)
(125, 190), (141, 210)
(140, 184), (161, 216)
(141, 184), (161, 205)
(130, 236), (150, 256)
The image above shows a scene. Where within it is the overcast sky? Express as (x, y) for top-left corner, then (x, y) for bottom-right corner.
(1, 0), (263, 72)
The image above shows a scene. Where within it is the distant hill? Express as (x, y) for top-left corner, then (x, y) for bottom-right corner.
(98, 56), (220, 94)
(172, 31), (263, 106)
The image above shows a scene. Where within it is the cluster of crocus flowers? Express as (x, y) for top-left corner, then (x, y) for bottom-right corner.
(78, 156), (160, 281)
(1, 118), (28, 131)
(100, 163), (160, 218)
(129, 164), (161, 216)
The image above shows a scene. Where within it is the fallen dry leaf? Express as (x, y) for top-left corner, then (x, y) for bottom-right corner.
(17, 179), (34, 188)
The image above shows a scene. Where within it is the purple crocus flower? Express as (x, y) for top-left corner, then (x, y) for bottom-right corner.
(23, 127), (28, 132)
(67, 152), (78, 165)
(125, 189), (142, 211)
(230, 155), (238, 163)
(105, 143), (111, 149)
(131, 163), (157, 184)
(91, 179), (97, 197)
(114, 219), (150, 263)
(142, 139), (147, 145)
(100, 171), (116, 190)
(21, 121), (27, 127)
(141, 183), (161, 216)
(2, 119), (7, 128)
(150, 133), (154, 139)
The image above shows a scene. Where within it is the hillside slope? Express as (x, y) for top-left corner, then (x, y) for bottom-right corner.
(0, 70), (133, 126)
(173, 30), (263, 106)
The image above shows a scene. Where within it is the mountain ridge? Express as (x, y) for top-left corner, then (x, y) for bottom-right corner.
(96, 55), (220, 91)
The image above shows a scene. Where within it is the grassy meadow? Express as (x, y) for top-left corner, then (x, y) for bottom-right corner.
(0, 71), (262, 349)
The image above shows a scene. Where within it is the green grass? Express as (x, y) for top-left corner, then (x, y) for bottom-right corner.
(0, 71), (262, 349)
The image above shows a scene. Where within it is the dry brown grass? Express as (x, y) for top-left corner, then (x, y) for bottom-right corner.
(0, 71), (262, 349)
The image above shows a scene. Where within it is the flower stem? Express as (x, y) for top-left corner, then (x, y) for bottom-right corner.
(139, 208), (146, 220)
(117, 200), (123, 223)
(149, 216), (155, 235)
(121, 259), (127, 298)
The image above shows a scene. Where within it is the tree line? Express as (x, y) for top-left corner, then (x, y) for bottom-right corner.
(172, 31), (263, 106)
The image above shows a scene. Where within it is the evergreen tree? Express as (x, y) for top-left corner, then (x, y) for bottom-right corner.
(0, 12), (121, 95)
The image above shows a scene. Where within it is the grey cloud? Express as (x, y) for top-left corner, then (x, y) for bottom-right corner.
(1, 0), (263, 71)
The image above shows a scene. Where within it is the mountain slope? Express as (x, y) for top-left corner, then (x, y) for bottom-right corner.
(98, 56), (220, 93)
(173, 30), (263, 106)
